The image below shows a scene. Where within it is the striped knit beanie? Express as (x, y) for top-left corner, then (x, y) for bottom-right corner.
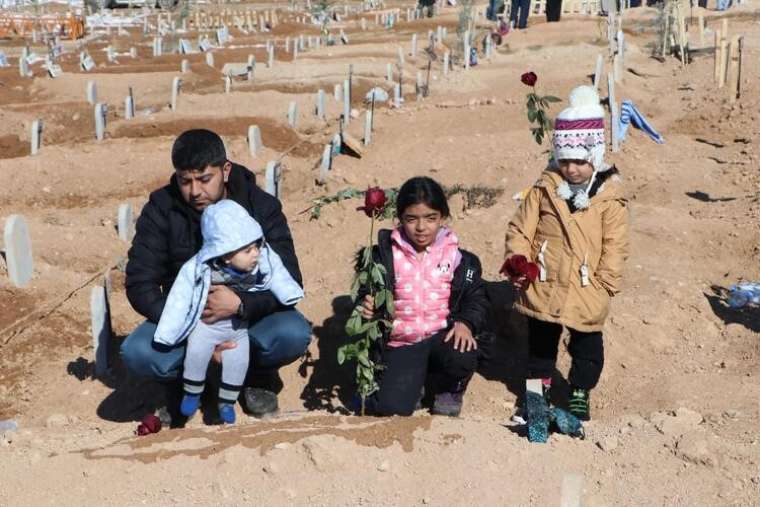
(553, 85), (608, 173)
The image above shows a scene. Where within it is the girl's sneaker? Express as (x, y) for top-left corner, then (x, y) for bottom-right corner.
(568, 387), (590, 421)
(180, 393), (201, 418)
(218, 403), (236, 424)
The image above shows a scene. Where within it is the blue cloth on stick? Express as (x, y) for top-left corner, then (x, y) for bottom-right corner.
(618, 99), (664, 145)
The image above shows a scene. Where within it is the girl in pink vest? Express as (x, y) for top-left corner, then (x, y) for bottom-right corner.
(356, 177), (489, 417)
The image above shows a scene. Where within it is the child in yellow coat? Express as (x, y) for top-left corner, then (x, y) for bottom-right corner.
(504, 85), (629, 421)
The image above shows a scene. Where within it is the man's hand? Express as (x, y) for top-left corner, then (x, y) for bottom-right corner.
(202, 285), (241, 324)
(444, 321), (478, 353)
(359, 295), (375, 319)
(211, 340), (238, 364)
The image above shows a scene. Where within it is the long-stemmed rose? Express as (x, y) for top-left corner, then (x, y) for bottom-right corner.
(521, 71), (561, 145)
(338, 187), (394, 415)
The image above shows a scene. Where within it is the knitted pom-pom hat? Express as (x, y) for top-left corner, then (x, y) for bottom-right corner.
(553, 85), (608, 173)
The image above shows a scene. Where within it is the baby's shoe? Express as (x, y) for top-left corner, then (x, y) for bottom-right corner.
(180, 393), (201, 417)
(218, 403), (236, 424)
(568, 387), (590, 421)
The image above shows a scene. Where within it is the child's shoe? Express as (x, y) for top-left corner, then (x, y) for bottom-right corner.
(218, 403), (236, 424)
(511, 378), (552, 425)
(568, 387), (591, 421)
(180, 393), (201, 417)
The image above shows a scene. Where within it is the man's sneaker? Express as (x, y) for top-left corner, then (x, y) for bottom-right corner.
(218, 403), (236, 424)
(241, 387), (278, 418)
(568, 387), (590, 421)
(432, 391), (464, 417)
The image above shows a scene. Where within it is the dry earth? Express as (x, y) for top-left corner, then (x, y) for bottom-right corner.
(1, 2), (759, 505)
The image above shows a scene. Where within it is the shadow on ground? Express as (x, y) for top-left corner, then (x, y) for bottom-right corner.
(299, 295), (355, 414)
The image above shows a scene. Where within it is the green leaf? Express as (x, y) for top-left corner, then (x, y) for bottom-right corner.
(367, 322), (381, 341)
(527, 108), (537, 123)
(543, 95), (562, 103)
(385, 292), (395, 316)
(370, 264), (383, 285)
(375, 289), (386, 310)
(345, 311), (363, 336)
(337, 346), (346, 365)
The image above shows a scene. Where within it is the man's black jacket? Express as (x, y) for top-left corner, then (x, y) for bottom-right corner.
(125, 163), (302, 324)
(356, 229), (489, 338)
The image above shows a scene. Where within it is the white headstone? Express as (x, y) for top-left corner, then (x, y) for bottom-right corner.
(206, 51), (214, 67)
(81, 53), (95, 72)
(443, 52), (450, 76)
(179, 38), (193, 54)
(117, 203), (134, 242)
(464, 31), (471, 69)
(608, 74), (619, 153)
(30, 119), (42, 155)
(90, 285), (111, 377)
(0, 51), (8, 67)
(319, 144), (332, 183)
(248, 125), (263, 156)
(86, 80), (97, 104)
(267, 45), (274, 67)
(397, 46), (405, 66)
(264, 161), (282, 198)
(171, 76), (181, 111)
(316, 89), (325, 119)
(3, 215), (33, 288)
(593, 54), (604, 89)
(224, 75), (232, 93)
(364, 111), (372, 146)
(411, 33), (417, 58)
(19, 56), (30, 78)
(386, 63), (393, 82)
(247, 54), (255, 80)
(130, 47), (137, 58)
(94, 103), (106, 141)
(124, 96), (135, 120)
(394, 83), (402, 108)
(181, 59), (190, 73)
(334, 83), (342, 102)
(287, 101), (298, 128)
(342, 79), (351, 124)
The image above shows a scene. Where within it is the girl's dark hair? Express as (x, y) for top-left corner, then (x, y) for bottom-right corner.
(396, 177), (449, 218)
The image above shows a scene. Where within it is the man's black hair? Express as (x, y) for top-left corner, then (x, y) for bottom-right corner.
(396, 176), (450, 218)
(171, 129), (227, 171)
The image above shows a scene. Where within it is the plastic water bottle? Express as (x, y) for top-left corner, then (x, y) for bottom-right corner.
(728, 283), (760, 309)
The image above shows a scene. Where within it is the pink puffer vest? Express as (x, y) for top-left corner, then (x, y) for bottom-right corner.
(388, 227), (462, 347)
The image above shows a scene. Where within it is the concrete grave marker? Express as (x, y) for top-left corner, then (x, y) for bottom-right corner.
(386, 62), (393, 81)
(19, 56), (31, 78)
(316, 89), (325, 119)
(130, 47), (137, 58)
(125, 95), (134, 119)
(267, 45), (274, 67)
(179, 39), (193, 54)
(443, 52), (450, 76)
(90, 285), (112, 377)
(411, 33), (417, 58)
(608, 74), (619, 153)
(0, 51), (8, 67)
(81, 52), (95, 72)
(560, 473), (584, 507)
(248, 125), (263, 156)
(94, 103), (107, 141)
(86, 81), (97, 104)
(117, 203), (134, 241)
(342, 79), (350, 125)
(47, 62), (62, 78)
(153, 37), (163, 57)
(364, 111), (372, 146)
(199, 38), (213, 52)
(394, 83), (402, 108)
(181, 59), (190, 73)
(171, 77), (181, 111)
(106, 46), (116, 63)
(287, 101), (298, 128)
(4, 214), (34, 287)
(593, 54), (604, 90)
(334, 83), (342, 102)
(247, 54), (255, 80)
(30, 119), (42, 155)
(464, 30), (471, 69)
(206, 51), (215, 67)
(224, 75), (232, 93)
(319, 144), (332, 183)
(264, 161), (282, 198)
(397, 46), (405, 66)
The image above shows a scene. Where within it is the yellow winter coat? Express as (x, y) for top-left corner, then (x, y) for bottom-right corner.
(504, 168), (629, 332)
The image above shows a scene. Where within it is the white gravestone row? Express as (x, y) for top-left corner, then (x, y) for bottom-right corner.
(3, 215), (34, 288)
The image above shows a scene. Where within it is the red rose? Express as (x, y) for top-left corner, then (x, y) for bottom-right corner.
(521, 72), (537, 87)
(523, 262), (540, 283)
(135, 413), (162, 436)
(500, 255), (528, 278)
(357, 187), (387, 217)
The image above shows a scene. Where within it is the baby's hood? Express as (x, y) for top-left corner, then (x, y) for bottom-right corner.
(197, 200), (263, 264)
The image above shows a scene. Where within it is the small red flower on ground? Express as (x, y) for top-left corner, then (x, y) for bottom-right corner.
(135, 413), (162, 436)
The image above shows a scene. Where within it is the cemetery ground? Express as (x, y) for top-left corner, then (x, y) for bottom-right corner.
(1, 2), (760, 505)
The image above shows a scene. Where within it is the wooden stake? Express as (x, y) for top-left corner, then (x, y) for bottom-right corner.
(718, 22), (728, 88)
(728, 35), (742, 103)
(714, 29), (721, 83)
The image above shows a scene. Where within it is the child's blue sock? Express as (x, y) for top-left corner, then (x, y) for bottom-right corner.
(180, 393), (201, 417)
(218, 403), (236, 424)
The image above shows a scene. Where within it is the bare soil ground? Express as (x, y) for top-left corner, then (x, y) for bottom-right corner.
(1, 2), (759, 506)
